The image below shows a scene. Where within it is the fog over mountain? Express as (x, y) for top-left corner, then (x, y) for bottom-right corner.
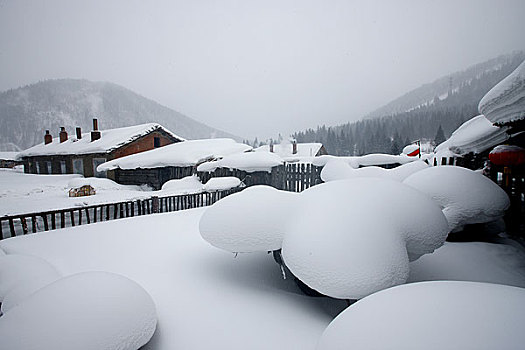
(0, 79), (239, 151)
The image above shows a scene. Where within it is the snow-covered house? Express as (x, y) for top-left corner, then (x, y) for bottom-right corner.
(96, 138), (252, 189)
(17, 119), (184, 178)
(0, 152), (22, 168)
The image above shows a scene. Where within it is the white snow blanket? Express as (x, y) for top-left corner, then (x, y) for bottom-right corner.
(434, 115), (508, 158)
(479, 59), (525, 124)
(0, 271), (157, 350)
(202, 177), (241, 192)
(0, 152), (19, 161)
(197, 151), (283, 173)
(98, 138), (251, 171)
(312, 153), (418, 168)
(200, 186), (298, 252)
(0, 254), (61, 303)
(160, 175), (203, 195)
(17, 123), (183, 159)
(255, 143), (323, 162)
(281, 178), (448, 299)
(317, 281), (525, 350)
(320, 159), (428, 182)
(403, 166), (510, 232)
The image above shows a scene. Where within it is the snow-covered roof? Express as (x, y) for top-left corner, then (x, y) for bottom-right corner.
(479, 59), (525, 124)
(255, 143), (323, 161)
(17, 123), (184, 159)
(0, 152), (19, 161)
(98, 138), (252, 171)
(434, 115), (508, 157)
(197, 151), (284, 173)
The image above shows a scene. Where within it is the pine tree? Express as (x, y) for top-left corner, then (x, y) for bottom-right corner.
(434, 125), (446, 145)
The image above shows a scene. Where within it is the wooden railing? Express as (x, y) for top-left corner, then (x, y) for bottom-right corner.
(0, 187), (241, 240)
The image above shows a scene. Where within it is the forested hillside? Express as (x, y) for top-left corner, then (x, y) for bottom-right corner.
(293, 52), (524, 155)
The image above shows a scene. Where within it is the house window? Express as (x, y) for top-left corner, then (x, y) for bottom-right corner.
(93, 158), (107, 178)
(73, 158), (84, 175)
(46, 161), (52, 174)
(60, 161), (67, 174)
(154, 137), (161, 148)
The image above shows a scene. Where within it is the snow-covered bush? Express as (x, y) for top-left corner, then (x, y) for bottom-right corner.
(0, 271), (157, 350)
(0, 254), (60, 303)
(317, 281), (525, 350)
(200, 186), (298, 252)
(281, 178), (448, 299)
(160, 175), (203, 194)
(403, 166), (510, 232)
(203, 177), (242, 192)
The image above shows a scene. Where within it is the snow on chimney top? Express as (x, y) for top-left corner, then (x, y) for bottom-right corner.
(91, 118), (101, 142)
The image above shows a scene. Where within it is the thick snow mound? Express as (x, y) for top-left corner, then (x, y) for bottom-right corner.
(67, 177), (143, 192)
(197, 151), (283, 173)
(321, 159), (428, 182)
(479, 59), (525, 124)
(200, 186), (298, 252)
(0, 254), (60, 302)
(403, 166), (510, 232)
(282, 178), (448, 299)
(160, 175), (203, 194)
(203, 177), (242, 192)
(317, 281), (525, 350)
(434, 115), (508, 157)
(0, 271), (157, 350)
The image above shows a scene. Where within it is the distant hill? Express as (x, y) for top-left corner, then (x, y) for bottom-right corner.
(0, 79), (239, 151)
(294, 51), (525, 155)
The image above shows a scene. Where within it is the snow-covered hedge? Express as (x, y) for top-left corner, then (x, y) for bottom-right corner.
(0, 271), (157, 350)
(403, 166), (510, 232)
(317, 281), (525, 350)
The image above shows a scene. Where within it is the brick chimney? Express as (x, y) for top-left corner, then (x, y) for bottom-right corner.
(76, 127), (82, 140)
(44, 130), (52, 145)
(91, 118), (101, 142)
(292, 140), (297, 154)
(59, 127), (68, 143)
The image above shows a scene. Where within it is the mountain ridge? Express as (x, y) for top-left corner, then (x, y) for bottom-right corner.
(0, 79), (239, 151)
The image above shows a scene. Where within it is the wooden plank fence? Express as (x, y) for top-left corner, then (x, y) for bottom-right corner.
(0, 187), (241, 241)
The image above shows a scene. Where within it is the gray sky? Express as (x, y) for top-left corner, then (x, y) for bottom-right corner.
(0, 0), (524, 140)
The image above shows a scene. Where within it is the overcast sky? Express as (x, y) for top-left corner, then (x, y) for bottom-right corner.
(0, 0), (523, 140)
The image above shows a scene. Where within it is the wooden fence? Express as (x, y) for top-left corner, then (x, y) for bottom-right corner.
(0, 188), (241, 240)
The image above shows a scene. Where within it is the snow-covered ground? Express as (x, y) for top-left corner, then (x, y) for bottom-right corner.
(1, 207), (525, 349)
(0, 169), (207, 216)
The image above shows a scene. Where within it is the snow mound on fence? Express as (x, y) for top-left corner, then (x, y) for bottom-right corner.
(403, 166), (510, 232)
(479, 59), (525, 124)
(197, 151), (283, 173)
(160, 175), (203, 194)
(320, 159), (428, 182)
(199, 186), (298, 252)
(0, 254), (61, 303)
(0, 271), (157, 350)
(203, 177), (242, 192)
(281, 178), (448, 299)
(317, 281), (525, 350)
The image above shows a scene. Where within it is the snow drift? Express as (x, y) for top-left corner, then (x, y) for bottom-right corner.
(403, 166), (510, 232)
(320, 159), (428, 182)
(0, 271), (157, 350)
(282, 178), (449, 299)
(200, 186), (298, 252)
(317, 281), (525, 350)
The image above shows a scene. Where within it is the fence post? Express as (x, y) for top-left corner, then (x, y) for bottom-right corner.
(152, 196), (159, 213)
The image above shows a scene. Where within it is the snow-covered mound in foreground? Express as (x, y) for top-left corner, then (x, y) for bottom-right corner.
(160, 175), (203, 194)
(403, 166), (510, 232)
(282, 178), (448, 299)
(320, 159), (428, 182)
(203, 177), (242, 192)
(479, 59), (525, 124)
(200, 186), (298, 252)
(67, 177), (144, 191)
(317, 281), (525, 350)
(0, 254), (60, 304)
(0, 271), (157, 350)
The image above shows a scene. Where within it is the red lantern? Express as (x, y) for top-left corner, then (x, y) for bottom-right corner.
(489, 145), (525, 166)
